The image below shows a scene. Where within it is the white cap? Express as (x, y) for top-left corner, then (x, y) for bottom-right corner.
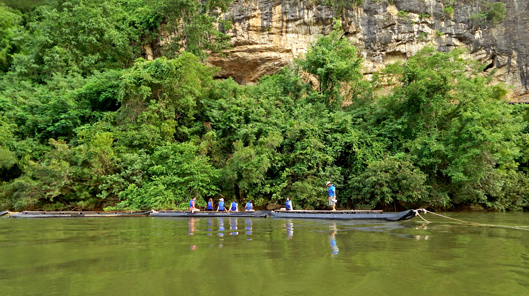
(326, 181), (331, 185)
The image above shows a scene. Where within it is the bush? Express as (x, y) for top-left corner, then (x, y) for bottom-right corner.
(443, 5), (454, 19)
(486, 2), (507, 24)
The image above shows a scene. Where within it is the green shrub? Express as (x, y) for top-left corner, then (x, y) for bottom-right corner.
(419, 13), (431, 20)
(470, 2), (507, 26)
(397, 10), (410, 19)
(444, 5), (454, 18)
(486, 2), (507, 24)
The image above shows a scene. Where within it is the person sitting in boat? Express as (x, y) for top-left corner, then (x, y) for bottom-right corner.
(245, 200), (254, 212)
(217, 198), (227, 212)
(327, 181), (337, 211)
(189, 197), (200, 213)
(207, 198), (214, 211)
(230, 200), (238, 212)
(285, 197), (293, 211)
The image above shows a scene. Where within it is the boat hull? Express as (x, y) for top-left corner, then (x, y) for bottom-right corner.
(0, 211), (8, 217)
(150, 211), (271, 218)
(6, 209), (417, 221)
(270, 209), (416, 221)
(9, 211), (152, 218)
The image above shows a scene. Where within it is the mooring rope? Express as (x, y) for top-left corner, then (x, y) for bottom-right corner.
(417, 209), (529, 232)
(413, 209), (430, 223)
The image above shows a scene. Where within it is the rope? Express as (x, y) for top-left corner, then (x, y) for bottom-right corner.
(421, 209), (529, 232)
(424, 210), (480, 225)
(413, 209), (430, 223)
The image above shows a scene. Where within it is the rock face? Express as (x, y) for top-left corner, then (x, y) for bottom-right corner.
(206, 0), (529, 100)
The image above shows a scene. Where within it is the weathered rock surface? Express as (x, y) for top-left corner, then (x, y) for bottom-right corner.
(205, 0), (529, 101)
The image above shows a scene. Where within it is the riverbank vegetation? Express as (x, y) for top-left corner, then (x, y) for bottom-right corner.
(1, 0), (528, 211)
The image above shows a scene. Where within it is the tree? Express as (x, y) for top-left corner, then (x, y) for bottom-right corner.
(149, 0), (233, 59)
(350, 156), (428, 209)
(113, 141), (220, 210)
(373, 47), (526, 209)
(119, 54), (216, 126)
(0, 4), (22, 72)
(9, 0), (137, 81)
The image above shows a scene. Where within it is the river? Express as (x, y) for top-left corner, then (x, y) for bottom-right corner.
(1, 212), (528, 295)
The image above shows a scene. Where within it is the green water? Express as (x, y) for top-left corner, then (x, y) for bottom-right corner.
(1, 213), (529, 296)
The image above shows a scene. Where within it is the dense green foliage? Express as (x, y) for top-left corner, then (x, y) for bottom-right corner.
(0, 1), (527, 211)
(469, 1), (507, 26)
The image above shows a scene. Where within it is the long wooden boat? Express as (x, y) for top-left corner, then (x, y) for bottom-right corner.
(0, 210), (8, 217)
(150, 210), (271, 218)
(270, 209), (417, 221)
(9, 211), (152, 218)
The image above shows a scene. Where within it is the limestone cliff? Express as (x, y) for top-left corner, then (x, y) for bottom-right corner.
(205, 0), (529, 101)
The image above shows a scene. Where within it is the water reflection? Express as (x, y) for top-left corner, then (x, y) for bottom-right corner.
(3, 214), (529, 296)
(245, 219), (252, 239)
(230, 217), (239, 235)
(329, 223), (339, 257)
(188, 218), (430, 254)
(344, 221), (427, 240)
(189, 218), (198, 250)
(207, 218), (213, 236)
(218, 217), (225, 237)
(188, 218), (198, 236)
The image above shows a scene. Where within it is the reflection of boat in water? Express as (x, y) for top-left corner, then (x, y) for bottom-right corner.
(271, 209), (417, 221)
(151, 211), (270, 218)
(329, 219), (430, 240)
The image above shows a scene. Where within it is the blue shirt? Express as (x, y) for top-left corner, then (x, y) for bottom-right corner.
(245, 202), (252, 211)
(231, 202), (237, 211)
(189, 200), (195, 209)
(286, 200), (292, 210)
(207, 201), (213, 210)
(218, 201), (225, 211)
(328, 185), (336, 197)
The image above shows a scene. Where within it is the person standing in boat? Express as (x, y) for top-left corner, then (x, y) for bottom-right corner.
(207, 198), (214, 211)
(245, 200), (254, 212)
(285, 197), (293, 211)
(230, 200), (239, 212)
(217, 198), (227, 212)
(189, 196), (200, 213)
(327, 181), (337, 211)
